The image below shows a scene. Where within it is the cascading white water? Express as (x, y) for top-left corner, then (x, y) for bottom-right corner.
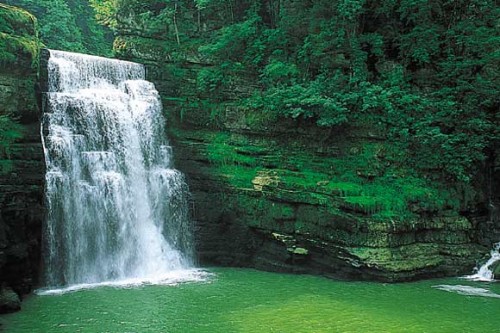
(465, 243), (500, 282)
(42, 50), (196, 290)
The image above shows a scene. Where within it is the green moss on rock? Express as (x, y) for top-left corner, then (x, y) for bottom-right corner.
(165, 123), (487, 281)
(347, 244), (444, 272)
(111, 4), (491, 281)
(0, 4), (40, 70)
(0, 3), (36, 37)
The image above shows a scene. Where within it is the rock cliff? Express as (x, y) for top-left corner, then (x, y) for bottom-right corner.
(110, 5), (495, 281)
(165, 102), (487, 281)
(0, 5), (498, 316)
(0, 3), (44, 313)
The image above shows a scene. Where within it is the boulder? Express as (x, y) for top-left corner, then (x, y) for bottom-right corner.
(0, 286), (21, 314)
(492, 261), (500, 280)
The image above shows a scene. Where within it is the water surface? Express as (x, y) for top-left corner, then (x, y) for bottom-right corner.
(2, 268), (499, 333)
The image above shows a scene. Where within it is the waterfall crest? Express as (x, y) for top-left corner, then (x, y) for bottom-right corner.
(42, 50), (195, 289)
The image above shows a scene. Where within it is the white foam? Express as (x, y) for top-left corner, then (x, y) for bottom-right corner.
(463, 242), (500, 282)
(433, 284), (500, 298)
(36, 269), (212, 296)
(42, 49), (194, 287)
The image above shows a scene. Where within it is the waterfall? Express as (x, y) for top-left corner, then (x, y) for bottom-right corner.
(41, 50), (197, 290)
(465, 243), (500, 282)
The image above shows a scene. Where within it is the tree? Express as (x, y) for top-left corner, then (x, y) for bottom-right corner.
(5, 0), (113, 55)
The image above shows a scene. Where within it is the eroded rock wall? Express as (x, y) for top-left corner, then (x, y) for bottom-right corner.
(113, 33), (490, 282)
(168, 120), (486, 281)
(77, 0), (498, 281)
(0, 4), (44, 312)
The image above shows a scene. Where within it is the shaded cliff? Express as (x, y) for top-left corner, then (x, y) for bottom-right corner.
(0, 3), (44, 313)
(106, 1), (498, 281)
(168, 124), (487, 281)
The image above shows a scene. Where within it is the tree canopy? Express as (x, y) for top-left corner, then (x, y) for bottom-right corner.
(6, 0), (500, 184)
(4, 0), (113, 55)
(132, 0), (497, 183)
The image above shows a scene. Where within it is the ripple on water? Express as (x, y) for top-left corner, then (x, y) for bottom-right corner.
(433, 284), (500, 298)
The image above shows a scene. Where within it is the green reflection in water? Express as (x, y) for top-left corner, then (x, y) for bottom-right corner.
(2, 268), (499, 333)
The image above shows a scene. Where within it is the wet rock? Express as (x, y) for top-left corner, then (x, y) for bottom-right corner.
(0, 4), (44, 303)
(0, 286), (21, 314)
(163, 126), (487, 281)
(492, 261), (500, 280)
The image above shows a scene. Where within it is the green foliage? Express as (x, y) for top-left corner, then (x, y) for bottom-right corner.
(4, 0), (113, 55)
(0, 3), (36, 36)
(92, 0), (199, 50)
(261, 60), (299, 84)
(192, 0), (498, 183)
(0, 3), (40, 68)
(0, 32), (39, 67)
(55, 0), (498, 184)
(197, 67), (224, 94)
(100, 0), (498, 219)
(255, 81), (350, 127)
(89, 0), (119, 28)
(199, 5), (263, 67)
(0, 114), (23, 173)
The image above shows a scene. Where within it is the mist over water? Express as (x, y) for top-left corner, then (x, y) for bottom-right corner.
(42, 50), (194, 289)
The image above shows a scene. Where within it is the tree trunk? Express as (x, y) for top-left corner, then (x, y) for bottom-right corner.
(173, 3), (181, 45)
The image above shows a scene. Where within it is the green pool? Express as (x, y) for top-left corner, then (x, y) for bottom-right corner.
(2, 268), (499, 333)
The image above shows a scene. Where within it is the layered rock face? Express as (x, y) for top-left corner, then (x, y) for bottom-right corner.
(166, 114), (487, 281)
(0, 4), (44, 311)
(112, 16), (492, 282)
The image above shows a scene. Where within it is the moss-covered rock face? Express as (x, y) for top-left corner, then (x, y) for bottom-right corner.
(0, 4), (44, 312)
(108, 5), (495, 282)
(0, 3), (40, 122)
(148, 62), (489, 280)
(0, 3), (39, 64)
(167, 125), (485, 281)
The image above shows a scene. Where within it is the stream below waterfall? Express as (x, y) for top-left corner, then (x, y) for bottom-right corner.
(2, 268), (499, 333)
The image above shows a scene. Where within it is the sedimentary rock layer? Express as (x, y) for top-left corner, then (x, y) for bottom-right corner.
(0, 4), (44, 312)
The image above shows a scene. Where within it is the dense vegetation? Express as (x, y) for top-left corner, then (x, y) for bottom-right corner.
(0, 3), (36, 172)
(92, 0), (499, 185)
(3, 0), (113, 55)
(3, 0), (498, 184)
(1, 0), (498, 216)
